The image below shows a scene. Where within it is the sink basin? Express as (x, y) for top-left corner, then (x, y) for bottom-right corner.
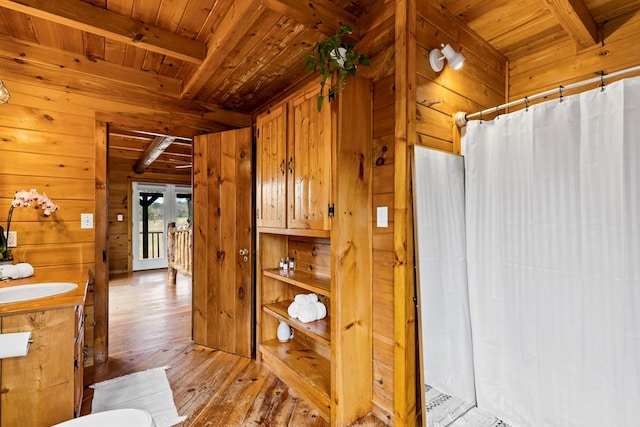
(0, 282), (78, 304)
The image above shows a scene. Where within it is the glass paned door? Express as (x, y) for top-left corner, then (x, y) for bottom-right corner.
(132, 182), (192, 271)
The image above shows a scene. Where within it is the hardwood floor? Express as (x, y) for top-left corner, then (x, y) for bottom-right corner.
(81, 270), (386, 426)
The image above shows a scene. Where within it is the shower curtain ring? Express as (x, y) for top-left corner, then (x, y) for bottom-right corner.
(524, 96), (529, 111)
(479, 110), (483, 122)
(559, 85), (564, 102)
(600, 71), (606, 92)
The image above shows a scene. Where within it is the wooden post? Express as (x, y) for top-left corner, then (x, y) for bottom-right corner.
(167, 221), (177, 285)
(394, 0), (418, 425)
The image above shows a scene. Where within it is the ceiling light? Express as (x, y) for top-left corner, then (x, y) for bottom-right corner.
(0, 80), (10, 104)
(429, 43), (465, 72)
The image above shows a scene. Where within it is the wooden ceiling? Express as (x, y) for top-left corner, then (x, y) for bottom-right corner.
(0, 0), (637, 171)
(441, 0), (639, 59)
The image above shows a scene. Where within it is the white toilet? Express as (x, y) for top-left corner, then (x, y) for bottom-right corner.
(52, 408), (156, 427)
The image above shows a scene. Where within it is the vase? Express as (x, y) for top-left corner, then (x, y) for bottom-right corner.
(277, 320), (294, 343)
(0, 225), (7, 260)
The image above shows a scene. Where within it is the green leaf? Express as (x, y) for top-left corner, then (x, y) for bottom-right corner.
(317, 95), (324, 112)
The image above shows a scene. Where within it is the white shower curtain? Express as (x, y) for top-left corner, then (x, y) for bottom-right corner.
(463, 76), (640, 426)
(413, 147), (476, 405)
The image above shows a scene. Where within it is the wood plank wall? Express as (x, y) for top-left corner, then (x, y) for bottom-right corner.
(0, 58), (233, 366)
(360, 1), (397, 424)
(415, 2), (506, 154)
(509, 8), (640, 102)
(107, 153), (190, 274)
(0, 79), (96, 273)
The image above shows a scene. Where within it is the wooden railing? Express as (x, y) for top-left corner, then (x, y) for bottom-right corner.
(167, 221), (192, 284)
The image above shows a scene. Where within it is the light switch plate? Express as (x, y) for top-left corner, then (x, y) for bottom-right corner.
(117, 214), (124, 222)
(377, 206), (388, 228)
(81, 213), (94, 229)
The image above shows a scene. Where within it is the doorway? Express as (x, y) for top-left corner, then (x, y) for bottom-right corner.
(132, 182), (193, 271)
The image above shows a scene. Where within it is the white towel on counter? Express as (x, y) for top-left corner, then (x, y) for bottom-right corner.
(0, 263), (34, 279)
(298, 301), (327, 323)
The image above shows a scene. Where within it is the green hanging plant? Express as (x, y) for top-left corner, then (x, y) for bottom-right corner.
(304, 25), (370, 111)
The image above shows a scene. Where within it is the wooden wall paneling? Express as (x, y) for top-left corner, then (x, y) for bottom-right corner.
(331, 75), (373, 426)
(0, 54), (248, 131)
(93, 120), (108, 365)
(370, 74), (395, 421)
(416, 1), (507, 77)
(372, 334), (395, 424)
(393, 0), (417, 425)
(508, 10), (640, 100)
(414, 4), (506, 156)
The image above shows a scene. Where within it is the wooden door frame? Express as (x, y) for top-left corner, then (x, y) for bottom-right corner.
(93, 116), (211, 363)
(94, 120), (109, 363)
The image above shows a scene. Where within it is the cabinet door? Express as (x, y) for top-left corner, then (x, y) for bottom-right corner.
(256, 104), (287, 228)
(288, 89), (332, 230)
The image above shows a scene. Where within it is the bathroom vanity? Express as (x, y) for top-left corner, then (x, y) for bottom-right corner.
(0, 268), (88, 427)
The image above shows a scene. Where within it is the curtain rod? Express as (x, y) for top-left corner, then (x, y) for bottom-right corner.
(454, 64), (640, 128)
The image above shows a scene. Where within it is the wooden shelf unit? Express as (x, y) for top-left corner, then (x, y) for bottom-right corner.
(256, 76), (372, 426)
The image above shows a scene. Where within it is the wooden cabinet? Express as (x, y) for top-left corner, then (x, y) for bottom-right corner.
(256, 84), (332, 231)
(0, 304), (85, 426)
(256, 104), (287, 228)
(256, 76), (372, 426)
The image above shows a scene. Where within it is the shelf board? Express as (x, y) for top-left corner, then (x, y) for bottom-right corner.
(263, 301), (331, 346)
(259, 339), (331, 419)
(262, 269), (331, 297)
(257, 226), (331, 238)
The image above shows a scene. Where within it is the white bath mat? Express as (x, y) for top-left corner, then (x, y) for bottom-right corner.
(90, 366), (186, 427)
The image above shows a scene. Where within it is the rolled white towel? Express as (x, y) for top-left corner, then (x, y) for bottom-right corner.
(287, 301), (301, 319)
(298, 301), (327, 323)
(0, 263), (34, 279)
(294, 293), (318, 305)
(16, 263), (34, 278)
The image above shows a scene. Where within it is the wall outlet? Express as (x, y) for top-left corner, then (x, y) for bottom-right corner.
(81, 213), (94, 229)
(6, 231), (17, 248)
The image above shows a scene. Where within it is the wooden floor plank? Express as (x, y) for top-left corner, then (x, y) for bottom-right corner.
(81, 269), (385, 426)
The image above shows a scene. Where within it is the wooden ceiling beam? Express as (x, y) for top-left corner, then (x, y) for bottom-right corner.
(544, 0), (598, 49)
(263, 0), (360, 40)
(134, 136), (176, 174)
(0, 0), (205, 64)
(0, 32), (181, 94)
(181, 0), (264, 100)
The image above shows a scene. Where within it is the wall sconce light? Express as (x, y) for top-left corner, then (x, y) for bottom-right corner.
(0, 80), (10, 104)
(429, 44), (465, 72)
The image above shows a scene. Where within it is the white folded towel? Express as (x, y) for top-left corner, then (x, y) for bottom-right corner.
(294, 293), (318, 304)
(287, 301), (301, 319)
(298, 301), (327, 323)
(0, 263), (34, 279)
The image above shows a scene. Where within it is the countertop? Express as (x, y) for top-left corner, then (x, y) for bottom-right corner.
(0, 267), (89, 315)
